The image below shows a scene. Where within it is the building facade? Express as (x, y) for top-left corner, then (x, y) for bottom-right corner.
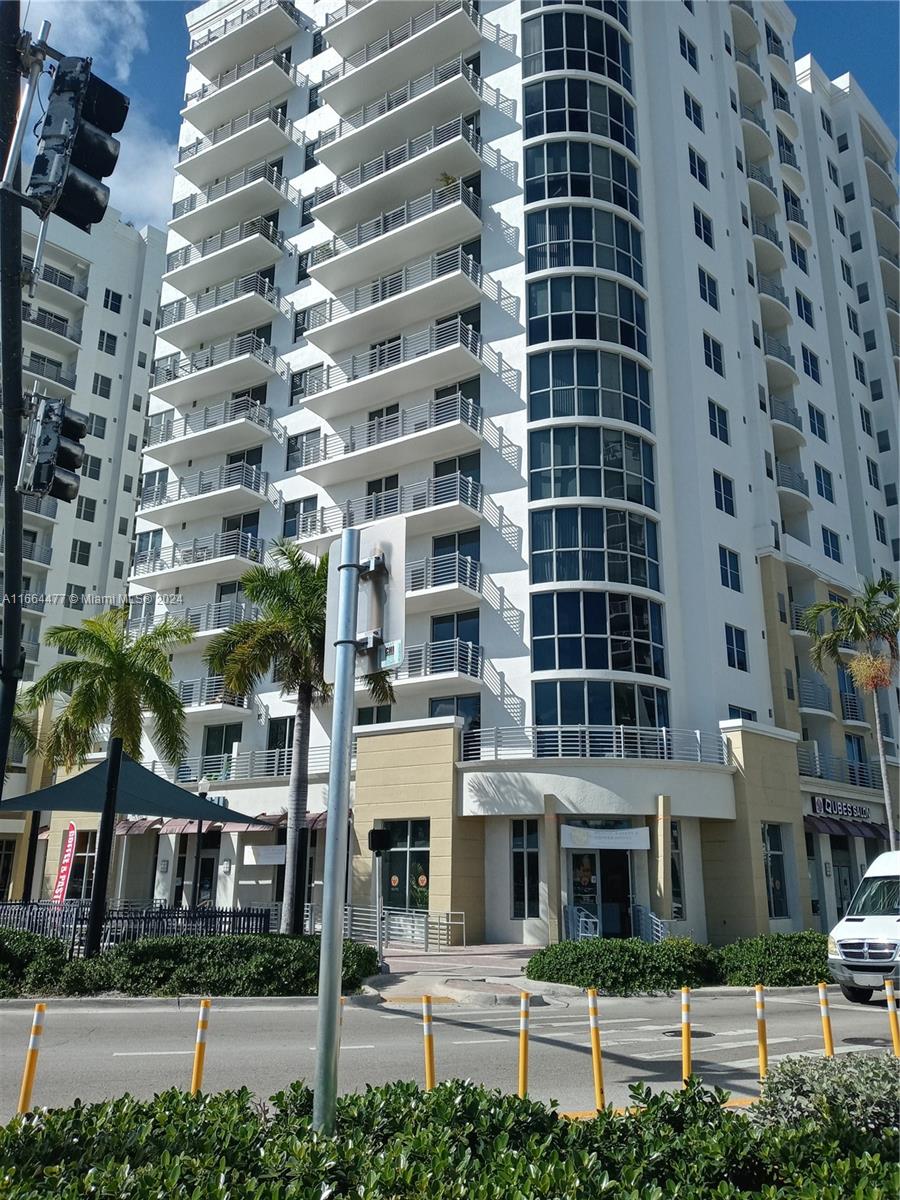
(49, 0), (897, 942)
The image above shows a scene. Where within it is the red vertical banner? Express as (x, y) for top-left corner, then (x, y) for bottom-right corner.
(51, 822), (77, 904)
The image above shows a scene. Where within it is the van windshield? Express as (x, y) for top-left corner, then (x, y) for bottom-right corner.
(846, 876), (900, 917)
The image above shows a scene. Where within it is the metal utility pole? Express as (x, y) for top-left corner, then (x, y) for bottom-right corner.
(312, 527), (361, 1134)
(83, 736), (123, 958)
(191, 777), (210, 909)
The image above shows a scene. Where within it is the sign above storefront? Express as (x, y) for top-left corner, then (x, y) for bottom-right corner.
(243, 844), (286, 866)
(813, 796), (872, 822)
(561, 825), (650, 851)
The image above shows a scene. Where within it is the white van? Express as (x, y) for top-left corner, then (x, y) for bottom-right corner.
(828, 850), (900, 1003)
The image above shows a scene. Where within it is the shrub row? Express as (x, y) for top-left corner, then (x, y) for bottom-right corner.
(1, 1058), (896, 1198)
(0, 930), (378, 998)
(526, 930), (829, 993)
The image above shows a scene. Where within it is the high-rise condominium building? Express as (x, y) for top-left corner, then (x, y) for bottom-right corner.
(2, 208), (165, 900)
(89, 0), (898, 943)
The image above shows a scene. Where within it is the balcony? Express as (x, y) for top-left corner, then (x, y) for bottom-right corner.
(157, 272), (288, 350)
(187, 0), (303, 80)
(840, 691), (868, 725)
(735, 49), (765, 104)
(769, 393), (804, 449)
(22, 352), (75, 395)
(871, 195), (899, 236)
(764, 333), (798, 387)
(150, 332), (286, 407)
(775, 459), (810, 512)
(740, 103), (772, 159)
(21, 304), (81, 352)
(325, 0), (436, 56)
(180, 675), (250, 714)
(797, 677), (833, 716)
(23, 258), (87, 307)
(729, 0), (759, 48)
(789, 602), (810, 635)
(20, 493), (57, 523)
(293, 470), (483, 554)
(864, 149), (897, 208)
(784, 199), (809, 239)
(302, 316), (486, 419)
(144, 396), (279, 466)
(146, 744), (335, 785)
(137, 461), (277, 526)
(182, 46), (304, 133)
(464, 725), (730, 765)
(176, 105), (304, 188)
(797, 742), (882, 791)
(304, 246), (497, 355)
(316, 56), (511, 176)
(384, 638), (482, 691)
(164, 216), (287, 296)
(128, 599), (259, 642)
(405, 552), (482, 613)
(766, 29), (788, 65)
(751, 215), (785, 272)
(309, 181), (481, 292)
(746, 161), (779, 217)
(296, 393), (489, 486)
(170, 162), (299, 244)
(757, 272), (790, 323)
(310, 116), (486, 231)
(0, 535), (52, 566)
(130, 531), (265, 590)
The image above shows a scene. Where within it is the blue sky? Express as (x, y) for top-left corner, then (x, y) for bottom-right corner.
(21, 0), (898, 230)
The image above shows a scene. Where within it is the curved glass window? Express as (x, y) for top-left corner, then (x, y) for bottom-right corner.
(524, 79), (635, 150)
(529, 426), (655, 506)
(531, 506), (659, 588)
(529, 349), (651, 429)
(522, 0), (629, 31)
(525, 141), (639, 215)
(522, 13), (632, 90)
(533, 680), (669, 732)
(527, 275), (647, 353)
(526, 206), (643, 283)
(531, 590), (666, 675)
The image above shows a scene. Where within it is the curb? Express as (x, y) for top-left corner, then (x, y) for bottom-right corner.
(518, 982), (842, 999)
(0, 987), (384, 1011)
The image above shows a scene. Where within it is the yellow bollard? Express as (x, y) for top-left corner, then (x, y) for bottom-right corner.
(189, 998), (212, 1096)
(681, 986), (691, 1086)
(884, 979), (900, 1058)
(17, 1002), (46, 1115)
(586, 988), (605, 1110)
(817, 982), (834, 1058)
(422, 995), (436, 1091)
(517, 991), (530, 1099)
(755, 984), (768, 1081)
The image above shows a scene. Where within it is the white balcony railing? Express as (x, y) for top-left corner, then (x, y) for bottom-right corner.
(764, 334), (795, 367)
(151, 333), (284, 388)
(145, 396), (275, 451)
(189, 0), (301, 54)
(757, 273), (788, 306)
(23, 353), (76, 389)
(172, 162), (299, 222)
(871, 196), (899, 227)
(463, 726), (730, 765)
(740, 103), (768, 133)
(775, 459), (808, 494)
(406, 552), (481, 594)
(178, 104), (303, 163)
(128, 599), (259, 639)
(797, 741), (882, 790)
(165, 216), (286, 274)
(131, 531), (264, 579)
(179, 676), (249, 708)
(395, 638), (482, 681)
(184, 45), (306, 107)
(746, 162), (776, 193)
(769, 394), (802, 430)
(840, 691), (867, 722)
(21, 304), (81, 343)
(752, 216), (782, 248)
(157, 273), (286, 331)
(138, 461), (272, 512)
(784, 198), (807, 228)
(23, 257), (87, 298)
(798, 677), (832, 711)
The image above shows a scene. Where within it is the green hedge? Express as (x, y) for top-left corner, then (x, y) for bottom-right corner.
(1, 1072), (896, 1198)
(525, 931), (830, 993)
(0, 930), (377, 998)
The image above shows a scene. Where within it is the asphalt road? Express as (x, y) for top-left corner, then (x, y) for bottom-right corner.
(1, 988), (894, 1121)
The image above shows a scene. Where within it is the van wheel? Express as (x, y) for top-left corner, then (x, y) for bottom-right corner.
(839, 985), (873, 1004)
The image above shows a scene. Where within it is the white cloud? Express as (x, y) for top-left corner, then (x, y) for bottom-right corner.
(24, 0), (149, 84)
(106, 109), (177, 232)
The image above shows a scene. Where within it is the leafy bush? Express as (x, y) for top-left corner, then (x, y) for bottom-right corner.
(0, 1076), (896, 1198)
(0, 929), (67, 997)
(718, 930), (828, 987)
(526, 936), (721, 994)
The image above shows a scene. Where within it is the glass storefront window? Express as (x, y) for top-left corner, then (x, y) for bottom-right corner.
(382, 820), (431, 911)
(511, 819), (540, 919)
(762, 823), (789, 919)
(671, 821), (684, 921)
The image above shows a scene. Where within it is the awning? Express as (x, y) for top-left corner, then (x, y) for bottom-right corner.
(115, 818), (163, 836)
(158, 818), (223, 835)
(804, 813), (890, 840)
(804, 814), (840, 835)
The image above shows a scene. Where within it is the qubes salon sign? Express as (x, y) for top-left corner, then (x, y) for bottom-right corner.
(813, 795), (871, 821)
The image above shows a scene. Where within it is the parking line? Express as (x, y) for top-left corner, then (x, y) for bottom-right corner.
(112, 1050), (194, 1057)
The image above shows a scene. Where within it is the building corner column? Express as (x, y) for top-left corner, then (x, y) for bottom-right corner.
(649, 794), (672, 920)
(543, 796), (560, 943)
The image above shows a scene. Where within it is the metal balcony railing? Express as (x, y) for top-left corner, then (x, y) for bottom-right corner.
(189, 0), (301, 53)
(746, 162), (776, 193)
(179, 676), (249, 708)
(396, 638), (482, 681)
(752, 216), (782, 248)
(21, 595), (45, 613)
(797, 741), (882, 790)
(165, 217), (285, 274)
(766, 31), (787, 60)
(145, 396), (275, 450)
(151, 332), (283, 388)
(325, 0), (373, 27)
(798, 677), (831, 711)
(178, 104), (303, 163)
(764, 334), (795, 366)
(757, 273), (788, 306)
(878, 244), (900, 268)
(406, 552), (482, 594)
(21, 305), (80, 343)
(775, 459), (808, 494)
(138, 461), (271, 512)
(128, 600), (259, 638)
(146, 745), (333, 783)
(735, 48), (761, 75)
(789, 602), (809, 631)
(731, 0), (755, 16)
(23, 354), (76, 388)
(840, 691), (867, 722)
(871, 196), (899, 227)
(293, 394), (484, 468)
(23, 258), (87, 298)
(184, 45), (306, 106)
(131, 531), (264, 578)
(886, 295), (899, 314)
(158, 273), (286, 330)
(892, 337), (900, 356)
(779, 145), (799, 170)
(784, 199), (807, 227)
(772, 93), (793, 117)
(295, 471), (482, 541)
(15, 539), (53, 564)
(866, 148), (895, 178)
(740, 103), (768, 133)
(172, 162), (299, 222)
(463, 726), (730, 765)
(309, 181), (480, 268)
(769, 394), (802, 430)
(21, 493), (57, 519)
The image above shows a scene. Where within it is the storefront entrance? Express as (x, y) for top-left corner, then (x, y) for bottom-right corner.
(830, 835), (855, 920)
(568, 848), (632, 937)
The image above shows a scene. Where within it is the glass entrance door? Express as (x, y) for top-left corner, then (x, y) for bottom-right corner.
(571, 851), (599, 917)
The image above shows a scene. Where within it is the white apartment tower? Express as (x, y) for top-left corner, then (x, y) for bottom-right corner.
(117, 0), (897, 943)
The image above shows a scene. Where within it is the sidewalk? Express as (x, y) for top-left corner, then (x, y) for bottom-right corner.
(371, 943), (551, 1006)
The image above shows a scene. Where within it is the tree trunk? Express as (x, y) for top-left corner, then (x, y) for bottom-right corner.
(872, 699), (897, 852)
(280, 685), (312, 935)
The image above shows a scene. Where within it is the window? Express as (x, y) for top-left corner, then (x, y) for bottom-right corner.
(524, 139), (640, 214)
(113, 560), (124, 579)
(762, 824), (789, 919)
(92, 372), (111, 399)
(713, 470), (735, 515)
(81, 454), (101, 480)
(801, 345), (820, 383)
(874, 512), (887, 544)
(708, 400), (729, 443)
(137, 351), (147, 369)
(679, 29), (698, 69)
(65, 583), (86, 611)
(693, 206), (713, 247)
(808, 403), (827, 441)
(857, 281), (869, 303)
(834, 207), (846, 235)
(814, 463), (834, 502)
(843, 181), (856, 202)
(863, 329), (876, 351)
(853, 354), (867, 385)
(683, 0), (694, 10)
(98, 330), (117, 354)
(356, 704), (391, 725)
(530, 507), (660, 589)
(527, 276), (648, 354)
(703, 332), (724, 376)
(821, 110), (833, 138)
(789, 237), (808, 273)
(827, 159), (840, 185)
(729, 704), (757, 721)
(118, 517), (129, 536)
(293, 308), (311, 341)
(312, 28), (324, 56)
(688, 145), (708, 187)
(511, 819), (540, 919)
(849, 230), (862, 250)
(296, 251), (310, 284)
(525, 206), (644, 283)
(66, 830), (97, 899)
(534, 678), (669, 732)
(719, 545), (741, 591)
(123, 474), (133, 493)
(307, 84), (319, 112)
(725, 624), (748, 671)
(85, 413), (106, 438)
(381, 820), (430, 912)
(822, 526), (841, 562)
(841, 259), (854, 287)
(103, 288), (122, 313)
(300, 195), (314, 228)
(683, 89), (703, 130)
(698, 267), (718, 309)
(671, 821), (685, 921)
(304, 138), (317, 171)
(871, 378), (884, 401)
(795, 290), (814, 326)
(291, 365), (321, 404)
(286, 429), (321, 471)
(283, 495), (316, 538)
(142, 308), (152, 326)
(75, 496), (96, 522)
(859, 405), (873, 436)
(529, 426), (656, 507)
(127, 434), (137, 452)
(531, 590), (666, 676)
(132, 393), (143, 412)
(528, 348), (652, 430)
(522, 12), (633, 90)
(867, 457), (880, 489)
(846, 306), (859, 335)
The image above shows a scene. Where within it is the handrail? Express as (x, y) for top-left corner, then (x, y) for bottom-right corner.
(878, 244), (900, 268)
(189, 0), (301, 53)
(179, 676), (249, 708)
(145, 396), (275, 448)
(394, 638), (483, 681)
(138, 461), (269, 511)
(764, 333), (795, 366)
(784, 199), (806, 227)
(757, 273), (788, 306)
(775, 459), (808, 494)
(145, 743), (339, 783)
(772, 93), (793, 117)
(128, 599), (259, 638)
(151, 332), (283, 386)
(172, 162), (299, 221)
(325, 0), (373, 28)
(840, 690), (866, 722)
(406, 552), (482, 594)
(178, 104), (302, 162)
(735, 48), (761, 75)
(797, 741), (882, 790)
(871, 196), (899, 227)
(21, 304), (80, 343)
(6, 537), (53, 564)
(23, 353), (76, 388)
(797, 676), (831, 710)
(746, 162), (776, 193)
(463, 726), (731, 765)
(131, 531), (265, 577)
(165, 216), (285, 273)
(158, 272), (284, 329)
(184, 45), (306, 106)
(769, 395), (802, 430)
(23, 257), (87, 298)
(752, 216), (782, 248)
(294, 470), (483, 540)
(740, 103), (768, 133)
(766, 31), (787, 60)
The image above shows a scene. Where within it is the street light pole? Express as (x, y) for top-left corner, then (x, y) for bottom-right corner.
(192, 776), (209, 910)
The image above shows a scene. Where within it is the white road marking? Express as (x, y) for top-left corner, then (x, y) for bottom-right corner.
(112, 1050), (194, 1057)
(307, 1044), (375, 1051)
(642, 1036), (802, 1060)
(451, 1037), (506, 1045)
(729, 1044), (879, 1069)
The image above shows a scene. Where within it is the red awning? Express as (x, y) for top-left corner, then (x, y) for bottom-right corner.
(115, 818), (163, 836)
(158, 818), (223, 835)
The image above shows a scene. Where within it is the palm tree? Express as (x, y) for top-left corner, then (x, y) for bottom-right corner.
(801, 578), (899, 852)
(5, 705), (37, 778)
(205, 539), (393, 935)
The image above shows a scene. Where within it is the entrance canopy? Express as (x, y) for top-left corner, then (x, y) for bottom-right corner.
(1, 754), (272, 826)
(804, 813), (889, 840)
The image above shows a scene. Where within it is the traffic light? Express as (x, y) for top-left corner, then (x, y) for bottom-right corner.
(26, 57), (129, 232)
(19, 397), (88, 503)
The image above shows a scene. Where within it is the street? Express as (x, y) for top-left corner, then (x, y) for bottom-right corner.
(1, 988), (893, 1121)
